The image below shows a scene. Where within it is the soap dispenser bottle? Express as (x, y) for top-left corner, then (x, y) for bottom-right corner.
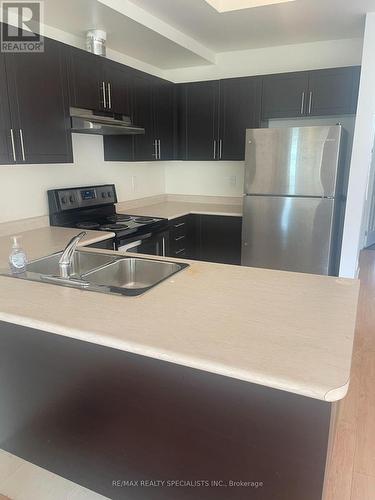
(9, 235), (27, 274)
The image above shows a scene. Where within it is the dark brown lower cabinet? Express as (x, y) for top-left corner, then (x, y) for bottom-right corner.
(166, 214), (242, 265)
(196, 215), (242, 265)
(0, 321), (331, 500)
(167, 215), (196, 259)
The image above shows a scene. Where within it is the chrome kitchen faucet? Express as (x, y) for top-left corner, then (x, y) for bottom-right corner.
(59, 231), (87, 277)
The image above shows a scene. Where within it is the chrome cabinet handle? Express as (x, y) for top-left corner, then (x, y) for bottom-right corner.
(300, 92), (305, 115)
(162, 236), (166, 257)
(19, 129), (25, 161)
(308, 91), (313, 114)
(175, 248), (186, 255)
(107, 82), (112, 109)
(174, 222), (185, 228)
(175, 235), (185, 241)
(158, 139), (161, 160)
(10, 129), (16, 162)
(152, 139), (158, 157)
(102, 81), (107, 108)
(213, 139), (217, 159)
(219, 139), (223, 160)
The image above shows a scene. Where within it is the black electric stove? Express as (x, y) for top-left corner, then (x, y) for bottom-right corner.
(48, 184), (168, 250)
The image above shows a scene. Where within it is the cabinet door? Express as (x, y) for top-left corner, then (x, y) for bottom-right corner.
(5, 37), (72, 164)
(69, 47), (105, 111)
(104, 60), (132, 115)
(0, 52), (13, 164)
(307, 67), (360, 116)
(219, 77), (261, 161)
(198, 215), (242, 265)
(154, 80), (175, 160)
(183, 81), (220, 160)
(132, 73), (156, 161)
(262, 72), (309, 119)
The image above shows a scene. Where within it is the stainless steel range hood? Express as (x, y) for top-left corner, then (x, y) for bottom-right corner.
(70, 108), (145, 136)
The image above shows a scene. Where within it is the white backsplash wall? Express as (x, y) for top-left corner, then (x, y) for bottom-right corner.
(165, 161), (245, 197)
(0, 134), (166, 223)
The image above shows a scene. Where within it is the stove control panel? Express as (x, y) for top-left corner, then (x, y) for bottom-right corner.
(48, 184), (117, 213)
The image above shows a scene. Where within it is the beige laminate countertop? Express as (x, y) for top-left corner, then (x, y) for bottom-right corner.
(0, 228), (359, 402)
(117, 201), (242, 220)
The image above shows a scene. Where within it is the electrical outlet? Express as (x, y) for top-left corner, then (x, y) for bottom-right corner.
(229, 175), (237, 187)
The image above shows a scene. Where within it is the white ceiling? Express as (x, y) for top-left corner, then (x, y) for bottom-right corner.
(43, 0), (374, 70)
(204, 0), (297, 13)
(130, 0), (372, 51)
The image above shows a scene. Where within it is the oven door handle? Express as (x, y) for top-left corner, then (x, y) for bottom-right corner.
(117, 232), (152, 252)
(118, 240), (142, 252)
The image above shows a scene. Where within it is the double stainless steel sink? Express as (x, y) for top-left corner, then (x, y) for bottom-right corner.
(9, 251), (189, 296)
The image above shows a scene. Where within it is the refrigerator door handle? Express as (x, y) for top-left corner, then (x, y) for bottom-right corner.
(213, 139), (217, 160)
(300, 92), (305, 115)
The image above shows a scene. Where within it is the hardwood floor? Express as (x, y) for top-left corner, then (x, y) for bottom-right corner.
(325, 249), (375, 500)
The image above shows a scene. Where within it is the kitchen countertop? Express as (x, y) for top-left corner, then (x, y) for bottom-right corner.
(0, 229), (359, 402)
(117, 200), (243, 220)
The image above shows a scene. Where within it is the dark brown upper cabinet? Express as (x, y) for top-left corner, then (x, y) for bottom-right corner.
(178, 78), (261, 161)
(307, 67), (361, 116)
(104, 72), (175, 162)
(132, 73), (157, 161)
(262, 72), (309, 120)
(262, 66), (360, 120)
(0, 52), (13, 164)
(69, 47), (133, 116)
(153, 80), (175, 161)
(102, 59), (133, 116)
(3, 37), (72, 164)
(69, 47), (106, 112)
(179, 80), (220, 161)
(219, 76), (261, 161)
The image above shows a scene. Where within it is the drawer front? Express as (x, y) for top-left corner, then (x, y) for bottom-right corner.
(168, 216), (192, 258)
(170, 217), (188, 238)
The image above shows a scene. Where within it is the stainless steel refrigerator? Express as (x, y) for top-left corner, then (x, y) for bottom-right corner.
(241, 125), (346, 275)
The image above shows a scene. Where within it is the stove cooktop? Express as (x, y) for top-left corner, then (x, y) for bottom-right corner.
(75, 214), (164, 235)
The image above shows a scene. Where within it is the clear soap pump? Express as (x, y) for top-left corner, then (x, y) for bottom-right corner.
(9, 235), (27, 274)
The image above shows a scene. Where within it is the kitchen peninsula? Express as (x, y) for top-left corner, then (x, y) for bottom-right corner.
(0, 225), (359, 500)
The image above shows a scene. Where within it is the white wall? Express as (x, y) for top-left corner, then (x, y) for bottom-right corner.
(340, 12), (375, 278)
(164, 38), (363, 83)
(0, 135), (165, 223)
(165, 161), (244, 197)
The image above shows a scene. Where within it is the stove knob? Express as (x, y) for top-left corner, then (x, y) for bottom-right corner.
(69, 195), (75, 203)
(61, 196), (67, 204)
(102, 192), (107, 199)
(107, 191), (112, 198)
